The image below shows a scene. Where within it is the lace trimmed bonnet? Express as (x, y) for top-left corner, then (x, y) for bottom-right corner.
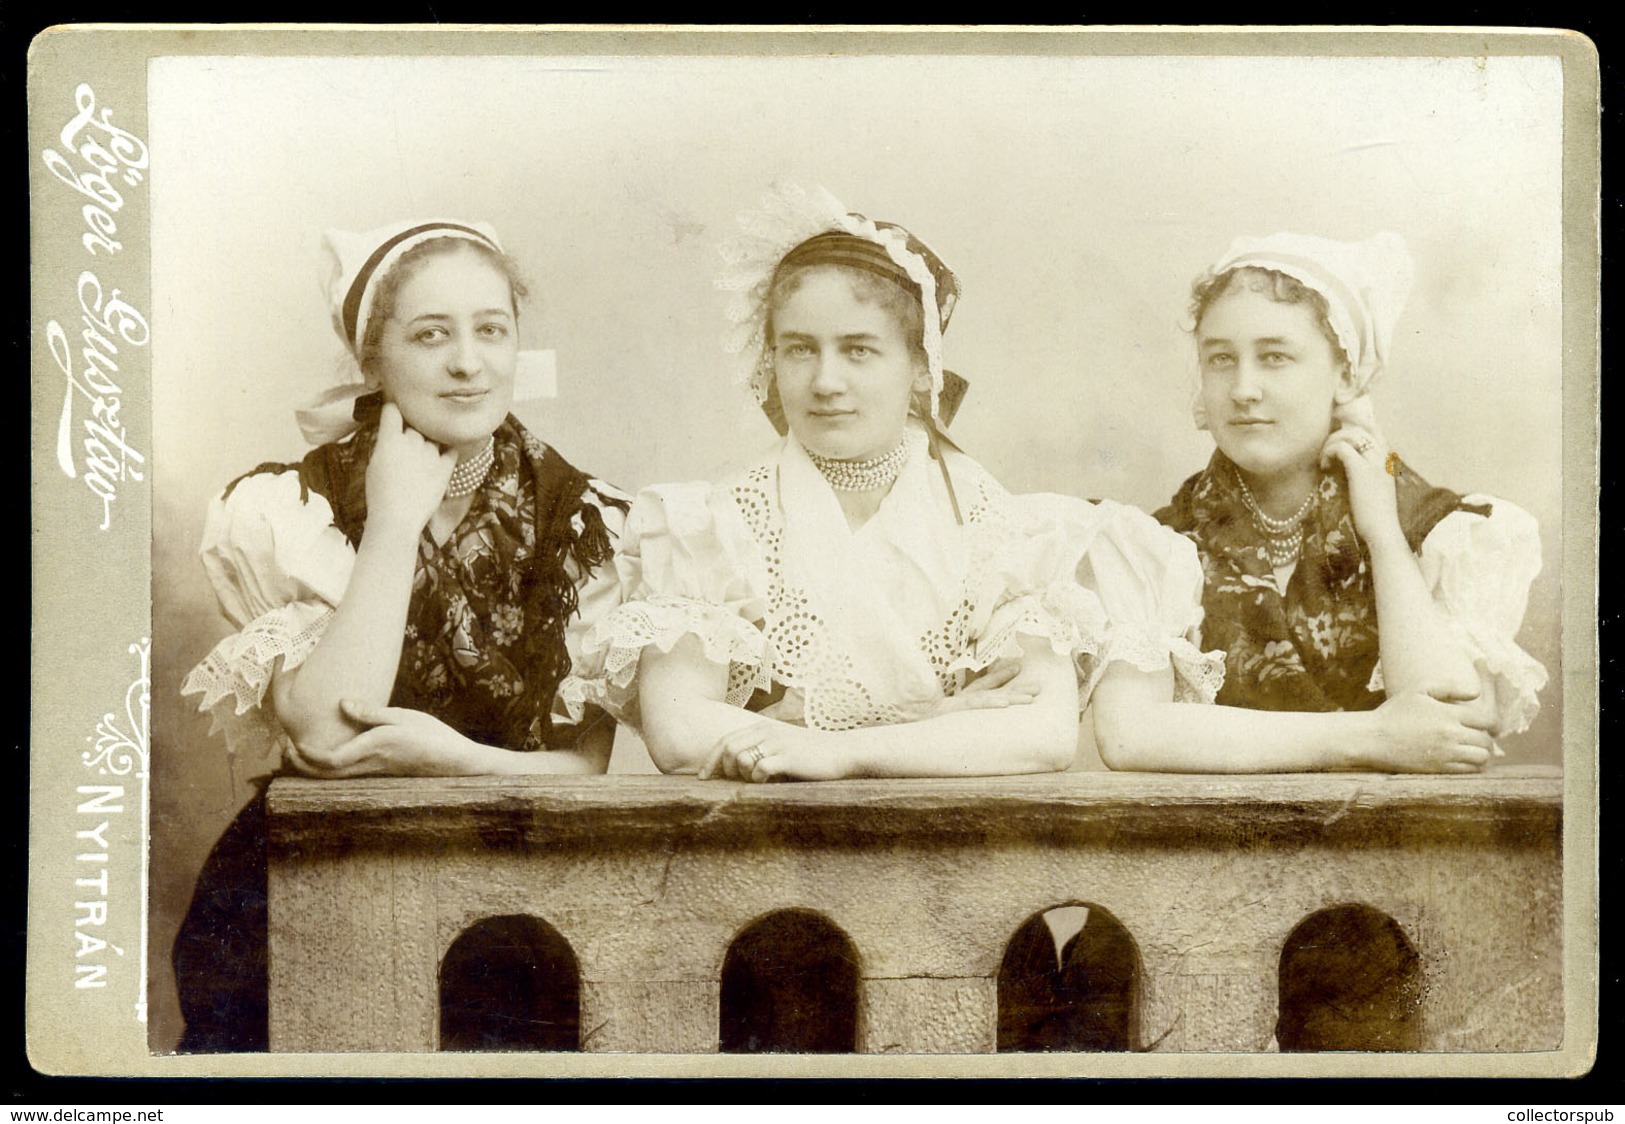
(718, 184), (967, 436)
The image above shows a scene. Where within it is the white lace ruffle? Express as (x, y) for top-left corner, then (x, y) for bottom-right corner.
(582, 596), (773, 727)
(970, 586), (1106, 666)
(554, 668), (631, 729)
(718, 182), (955, 428)
(951, 485), (1108, 684)
(945, 583), (1107, 714)
(180, 600), (334, 759)
(182, 601), (334, 718)
(1169, 635), (1227, 705)
(1366, 615), (1546, 740)
(1072, 626), (1227, 711)
(1460, 632), (1547, 738)
(597, 455), (1223, 733)
(962, 487), (1225, 711)
(1367, 500), (1548, 737)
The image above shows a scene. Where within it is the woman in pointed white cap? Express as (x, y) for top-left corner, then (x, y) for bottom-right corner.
(1094, 231), (1546, 775)
(174, 219), (629, 1050)
(581, 186), (1221, 784)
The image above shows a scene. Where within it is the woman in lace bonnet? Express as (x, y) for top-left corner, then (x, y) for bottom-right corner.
(174, 219), (630, 1050)
(581, 186), (1221, 781)
(1095, 231), (1546, 773)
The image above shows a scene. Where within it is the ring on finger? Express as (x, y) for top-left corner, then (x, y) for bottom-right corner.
(741, 746), (766, 768)
(1353, 436), (1374, 454)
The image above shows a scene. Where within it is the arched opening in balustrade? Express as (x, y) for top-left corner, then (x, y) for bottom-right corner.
(1276, 904), (1423, 1052)
(438, 913), (580, 1052)
(719, 908), (860, 1053)
(997, 903), (1140, 1052)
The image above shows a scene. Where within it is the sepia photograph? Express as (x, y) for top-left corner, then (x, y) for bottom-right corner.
(27, 27), (1596, 1078)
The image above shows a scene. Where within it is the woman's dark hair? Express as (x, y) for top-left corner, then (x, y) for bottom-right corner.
(359, 236), (530, 378)
(1190, 266), (1347, 366)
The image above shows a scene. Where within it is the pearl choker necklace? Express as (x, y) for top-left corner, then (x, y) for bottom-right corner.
(1236, 474), (1318, 569)
(445, 438), (495, 499)
(807, 438), (911, 492)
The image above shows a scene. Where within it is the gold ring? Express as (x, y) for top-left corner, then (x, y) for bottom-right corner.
(742, 746), (765, 768)
(1385, 451), (1403, 477)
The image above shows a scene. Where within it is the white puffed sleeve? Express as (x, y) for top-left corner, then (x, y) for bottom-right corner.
(958, 492), (1111, 697)
(552, 480), (632, 726)
(576, 482), (774, 727)
(1072, 499), (1226, 707)
(1369, 496), (1548, 736)
(961, 493), (1223, 712)
(179, 469), (357, 754)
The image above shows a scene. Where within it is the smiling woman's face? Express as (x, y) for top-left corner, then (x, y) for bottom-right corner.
(1197, 277), (1353, 484)
(770, 266), (925, 462)
(370, 242), (518, 458)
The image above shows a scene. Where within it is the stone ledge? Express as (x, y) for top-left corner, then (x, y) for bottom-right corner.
(267, 766), (1562, 851)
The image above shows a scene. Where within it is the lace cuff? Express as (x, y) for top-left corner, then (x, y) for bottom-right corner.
(1366, 618), (1546, 739)
(956, 493), (1226, 711)
(1368, 501), (1548, 737)
(1425, 502), (1548, 737)
(951, 581), (1109, 711)
(1457, 626), (1548, 738)
(1074, 625), (1226, 710)
(550, 672), (594, 727)
(1167, 635), (1226, 705)
(180, 600), (334, 753)
(580, 596), (773, 728)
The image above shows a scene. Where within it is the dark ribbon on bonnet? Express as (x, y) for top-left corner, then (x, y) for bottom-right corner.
(766, 220), (969, 430)
(773, 222), (960, 332)
(340, 221), (500, 349)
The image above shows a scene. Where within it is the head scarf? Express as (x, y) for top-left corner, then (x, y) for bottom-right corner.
(295, 217), (557, 446)
(1190, 231), (1414, 431)
(719, 183), (967, 436)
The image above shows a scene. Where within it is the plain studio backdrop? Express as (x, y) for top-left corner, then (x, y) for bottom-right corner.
(146, 50), (1566, 1052)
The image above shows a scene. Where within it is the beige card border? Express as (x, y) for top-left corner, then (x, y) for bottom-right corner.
(26, 24), (1599, 1079)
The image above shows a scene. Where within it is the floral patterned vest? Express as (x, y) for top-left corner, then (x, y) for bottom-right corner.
(1155, 452), (1487, 713)
(225, 396), (626, 750)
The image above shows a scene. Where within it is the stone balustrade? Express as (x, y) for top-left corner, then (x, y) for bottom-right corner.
(265, 766), (1563, 1054)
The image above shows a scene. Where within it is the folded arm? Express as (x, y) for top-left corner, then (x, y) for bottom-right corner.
(1324, 424), (1490, 716)
(1090, 663), (1493, 774)
(281, 698), (615, 778)
(272, 403), (465, 758)
(637, 633), (1080, 781)
(270, 517), (422, 759)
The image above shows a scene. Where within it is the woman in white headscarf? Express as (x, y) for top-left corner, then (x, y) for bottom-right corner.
(174, 219), (628, 1051)
(581, 186), (1221, 784)
(1094, 231), (1547, 774)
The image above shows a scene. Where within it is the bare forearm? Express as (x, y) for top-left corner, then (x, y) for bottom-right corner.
(276, 523), (419, 752)
(641, 642), (1079, 778)
(1097, 698), (1380, 773)
(837, 694), (1077, 777)
(419, 713), (615, 776)
(293, 699), (618, 778)
(1366, 531), (1480, 698)
(643, 694), (771, 774)
(651, 699), (1075, 778)
(467, 740), (613, 776)
(1093, 659), (1494, 776)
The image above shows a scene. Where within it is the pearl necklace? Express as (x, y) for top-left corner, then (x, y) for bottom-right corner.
(1236, 474), (1317, 569)
(445, 437), (495, 499)
(807, 438), (911, 492)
